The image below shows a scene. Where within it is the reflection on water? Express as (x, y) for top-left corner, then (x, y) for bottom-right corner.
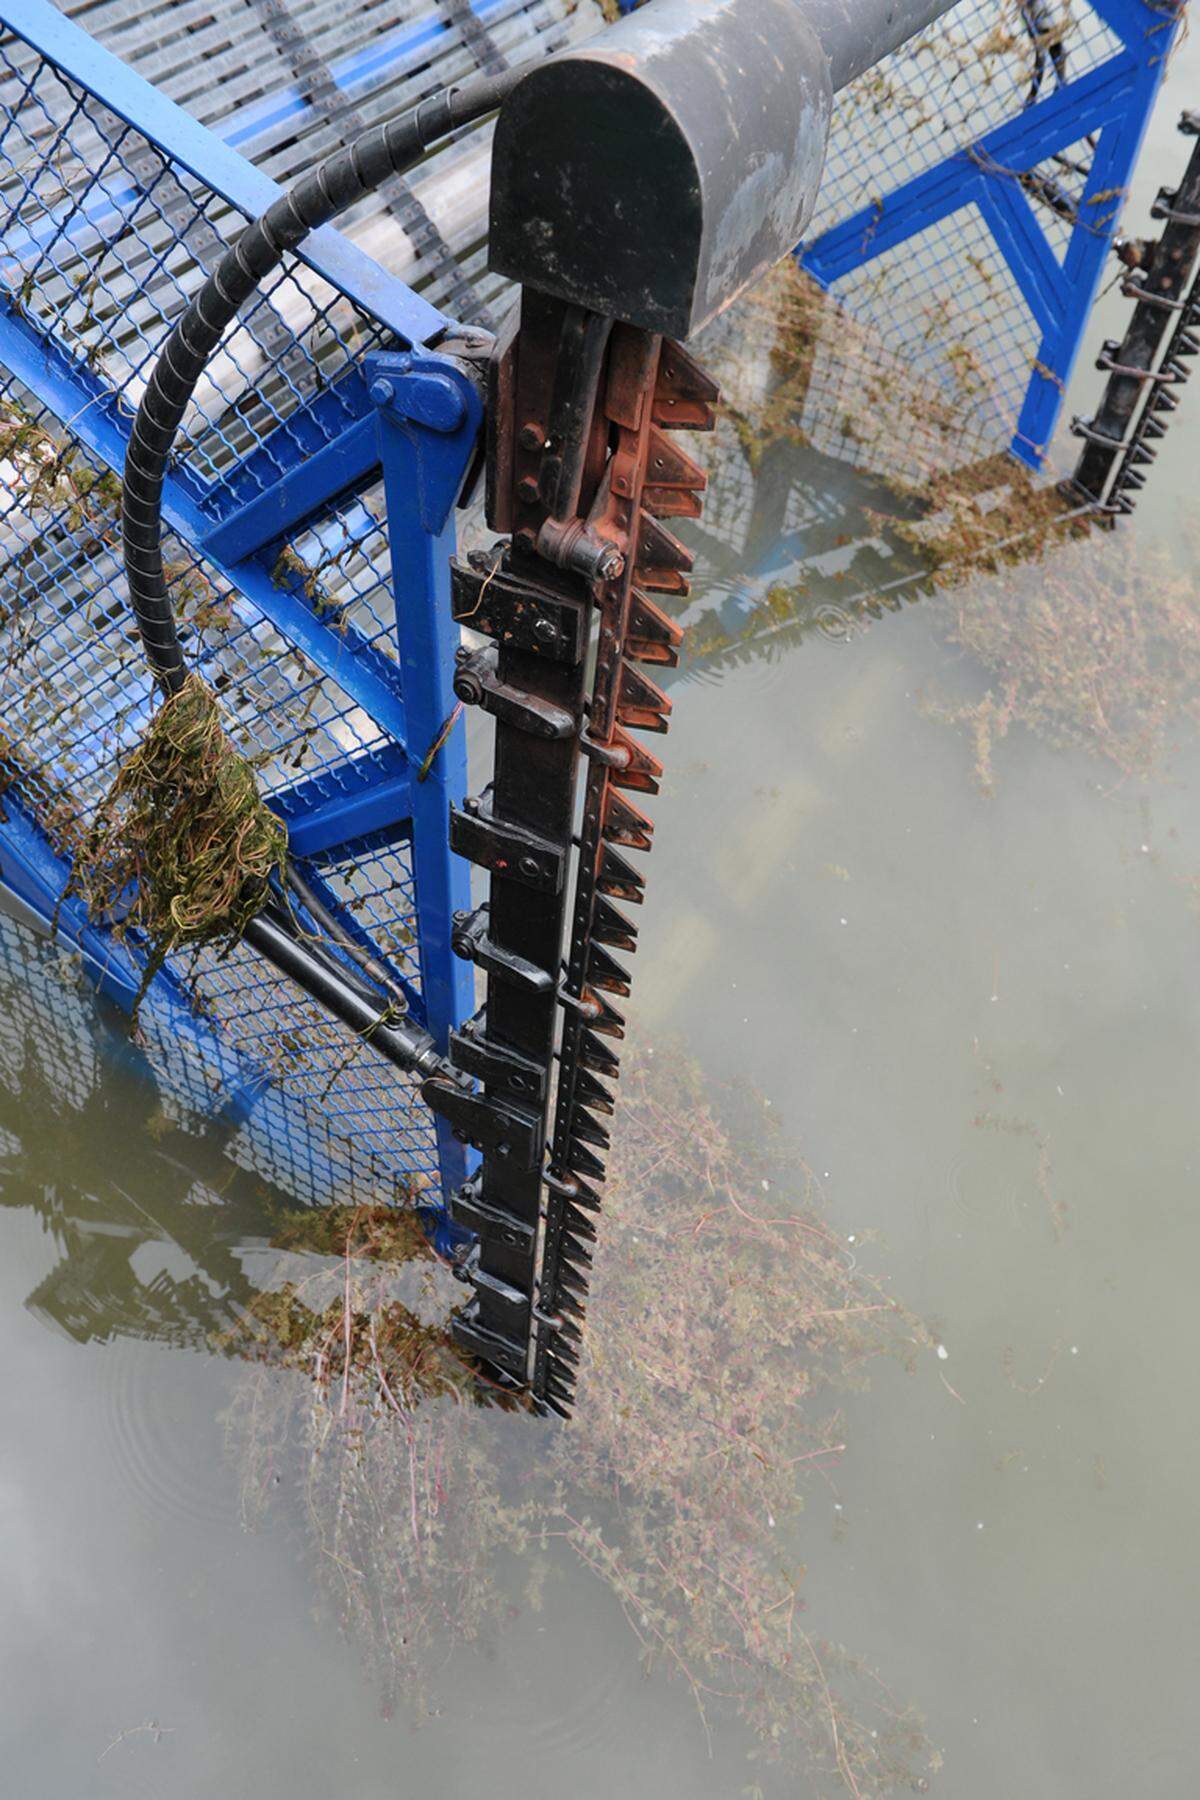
(0, 913), (937, 1795)
(5, 41), (1200, 1795)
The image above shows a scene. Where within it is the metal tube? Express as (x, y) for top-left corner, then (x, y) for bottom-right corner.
(801, 0), (961, 92)
(489, 0), (961, 338)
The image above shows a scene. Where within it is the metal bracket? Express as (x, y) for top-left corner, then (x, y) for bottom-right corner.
(452, 1306), (528, 1380)
(450, 905), (555, 993)
(450, 1009), (550, 1103)
(449, 792), (566, 894)
(421, 1077), (543, 1168)
(450, 555), (587, 663)
(453, 644), (576, 738)
(367, 350), (485, 534)
(449, 1175), (537, 1253)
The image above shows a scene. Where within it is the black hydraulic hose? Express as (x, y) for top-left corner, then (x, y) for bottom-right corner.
(244, 911), (448, 1079)
(122, 67), (521, 693)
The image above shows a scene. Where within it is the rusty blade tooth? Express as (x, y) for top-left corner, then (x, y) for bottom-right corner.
(574, 1066), (616, 1116)
(553, 1316), (584, 1345)
(586, 940), (632, 996)
(591, 894), (638, 952)
(652, 340), (720, 431)
(616, 660), (671, 734)
(570, 1105), (610, 1150)
(642, 424), (707, 518)
(586, 988), (626, 1039)
(635, 513), (694, 595)
(609, 725), (663, 796)
(579, 1031), (620, 1079)
(543, 1394), (573, 1419)
(563, 1172), (603, 1211)
(597, 841), (647, 904)
(601, 788), (654, 853)
(549, 1335), (581, 1368)
(546, 1382), (576, 1411)
(564, 1203), (598, 1241)
(627, 588), (684, 667)
(558, 1288), (586, 1322)
(546, 1368), (575, 1399)
(567, 1136), (606, 1181)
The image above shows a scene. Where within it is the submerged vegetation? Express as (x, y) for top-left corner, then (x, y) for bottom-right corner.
(223, 1049), (939, 1794)
(696, 260), (1200, 795)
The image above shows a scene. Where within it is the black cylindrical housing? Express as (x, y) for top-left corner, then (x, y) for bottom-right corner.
(489, 0), (957, 338)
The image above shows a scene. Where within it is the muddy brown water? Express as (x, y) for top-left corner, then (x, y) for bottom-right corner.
(2, 36), (1199, 1799)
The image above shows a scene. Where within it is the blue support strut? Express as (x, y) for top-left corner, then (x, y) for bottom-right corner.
(369, 349), (482, 1197)
(799, 0), (1182, 467)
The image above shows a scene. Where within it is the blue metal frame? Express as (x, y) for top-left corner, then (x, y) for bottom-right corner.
(798, 0), (1181, 466)
(0, 0), (479, 1207)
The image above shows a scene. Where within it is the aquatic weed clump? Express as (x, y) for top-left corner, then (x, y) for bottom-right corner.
(223, 1052), (940, 1793)
(76, 673), (286, 997)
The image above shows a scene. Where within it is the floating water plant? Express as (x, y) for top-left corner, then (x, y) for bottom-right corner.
(74, 673), (286, 1001)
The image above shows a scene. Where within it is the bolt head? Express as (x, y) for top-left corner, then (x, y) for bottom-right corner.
(533, 618), (557, 642)
(519, 855), (540, 879)
(519, 422), (545, 452)
(517, 475), (541, 503)
(369, 377), (394, 408)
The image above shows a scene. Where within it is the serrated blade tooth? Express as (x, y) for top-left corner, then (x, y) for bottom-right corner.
(608, 726), (663, 795)
(567, 1136), (606, 1180)
(635, 513), (693, 594)
(573, 1066), (615, 1115)
(616, 660), (671, 733)
(597, 841), (646, 903)
(642, 424), (707, 517)
(570, 1105), (610, 1149)
(564, 1202), (598, 1240)
(543, 1394), (572, 1419)
(586, 939), (632, 996)
(557, 1259), (590, 1299)
(627, 588), (683, 667)
(590, 894), (638, 952)
(562, 1234), (594, 1271)
(601, 788), (654, 852)
(567, 1180), (603, 1214)
(579, 1031), (620, 1079)
(584, 988), (625, 1038)
(652, 341), (720, 431)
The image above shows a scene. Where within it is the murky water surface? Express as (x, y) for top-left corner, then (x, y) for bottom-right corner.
(3, 40), (1199, 1800)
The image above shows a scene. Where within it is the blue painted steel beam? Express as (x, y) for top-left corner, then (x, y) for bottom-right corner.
(0, 794), (272, 1125)
(799, 7), (1177, 467)
(369, 349), (479, 1193)
(0, 0), (452, 350)
(197, 414), (379, 564)
(270, 741), (413, 859)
